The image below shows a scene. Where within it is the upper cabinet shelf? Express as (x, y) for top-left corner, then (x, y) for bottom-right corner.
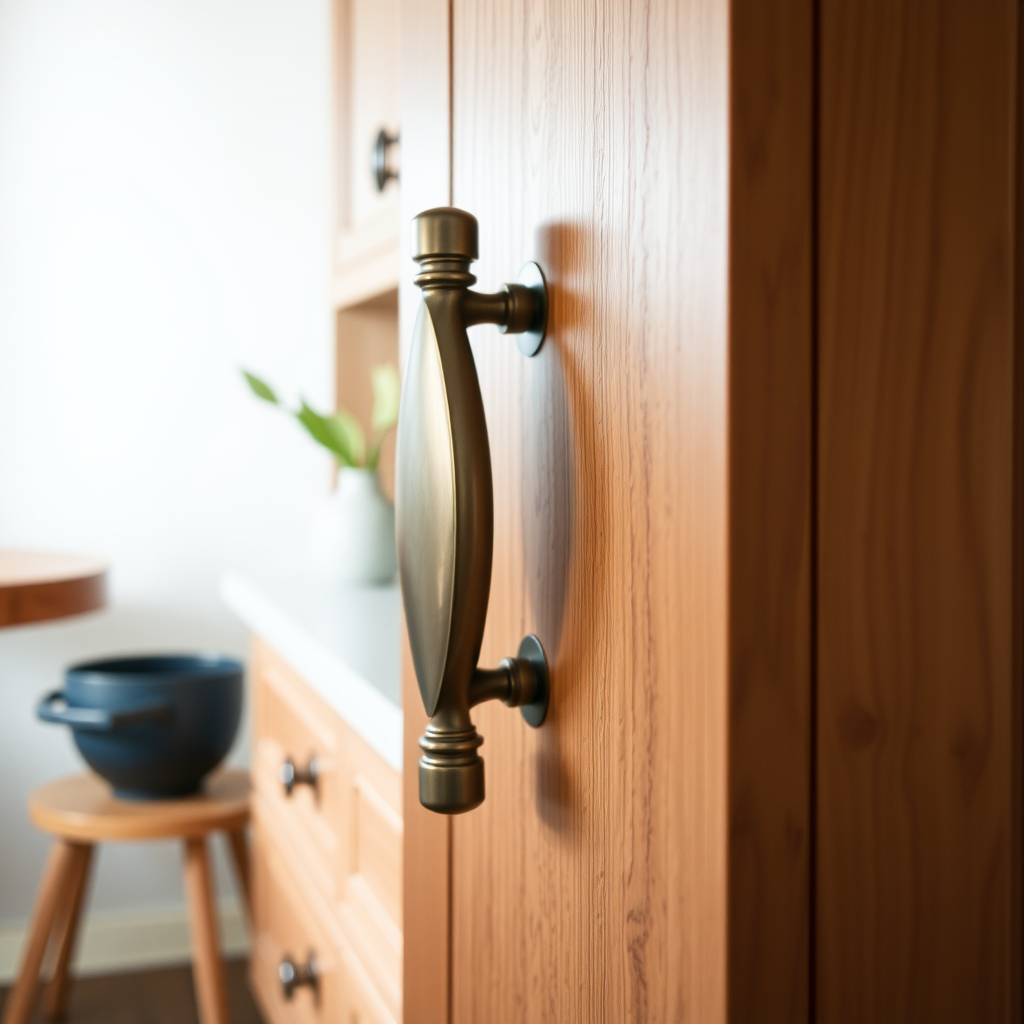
(331, 0), (401, 310)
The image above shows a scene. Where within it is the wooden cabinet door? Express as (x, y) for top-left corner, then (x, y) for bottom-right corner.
(815, 3), (1021, 1021)
(447, 1), (733, 1020)
(400, 2), (813, 1022)
(399, 2), (1023, 1022)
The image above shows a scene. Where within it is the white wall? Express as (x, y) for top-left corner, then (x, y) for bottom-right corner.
(0, 0), (334, 958)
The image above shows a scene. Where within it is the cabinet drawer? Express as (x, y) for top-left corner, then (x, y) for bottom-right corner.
(252, 640), (342, 903)
(251, 636), (403, 1020)
(251, 803), (398, 1024)
(250, 809), (341, 1024)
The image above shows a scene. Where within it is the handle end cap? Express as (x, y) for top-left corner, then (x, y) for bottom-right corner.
(412, 207), (479, 261)
(419, 756), (485, 814)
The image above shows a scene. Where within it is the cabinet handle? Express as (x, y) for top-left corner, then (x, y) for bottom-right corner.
(372, 128), (399, 192)
(395, 207), (551, 815)
(279, 953), (318, 1001)
(279, 756), (318, 799)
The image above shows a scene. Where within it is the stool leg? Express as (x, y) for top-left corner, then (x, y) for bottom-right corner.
(42, 843), (94, 1020)
(225, 828), (251, 923)
(2, 841), (80, 1024)
(182, 837), (230, 1024)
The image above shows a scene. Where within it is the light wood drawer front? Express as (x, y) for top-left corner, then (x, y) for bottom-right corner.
(253, 640), (341, 903)
(250, 811), (340, 1024)
(340, 771), (403, 1009)
(338, 952), (399, 1024)
(251, 637), (403, 1020)
(251, 804), (399, 1024)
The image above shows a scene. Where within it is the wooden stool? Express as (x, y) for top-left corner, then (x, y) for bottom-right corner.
(2, 770), (250, 1024)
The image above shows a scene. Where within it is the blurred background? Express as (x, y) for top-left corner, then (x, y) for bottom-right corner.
(0, 0), (335, 979)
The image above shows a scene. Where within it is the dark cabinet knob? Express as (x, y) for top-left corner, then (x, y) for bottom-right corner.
(372, 128), (399, 192)
(279, 953), (318, 1001)
(279, 755), (318, 798)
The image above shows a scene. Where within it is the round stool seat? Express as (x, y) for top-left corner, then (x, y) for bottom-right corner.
(28, 769), (249, 843)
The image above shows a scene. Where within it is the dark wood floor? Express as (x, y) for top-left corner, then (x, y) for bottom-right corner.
(0, 959), (264, 1024)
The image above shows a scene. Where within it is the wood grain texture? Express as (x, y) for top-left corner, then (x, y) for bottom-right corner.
(0, 551), (106, 629)
(451, 0), (729, 1020)
(397, 1), (452, 1022)
(816, 2), (1020, 1020)
(729, 3), (814, 1020)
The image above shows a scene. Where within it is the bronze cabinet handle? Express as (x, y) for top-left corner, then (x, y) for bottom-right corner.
(395, 207), (551, 815)
(279, 953), (318, 1001)
(372, 128), (399, 192)
(278, 756), (318, 799)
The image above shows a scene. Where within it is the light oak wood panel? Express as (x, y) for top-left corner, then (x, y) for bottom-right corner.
(331, 0), (401, 309)
(337, 728), (403, 1020)
(728, 3), (814, 1020)
(450, 0), (729, 1020)
(252, 639), (402, 1020)
(337, 950), (398, 1024)
(334, 205), (402, 310)
(817, 2), (1020, 1020)
(333, 0), (401, 230)
(351, 777), (402, 925)
(250, 810), (342, 1024)
(335, 292), (399, 501)
(397, 0), (452, 1021)
(345, 0), (400, 230)
(252, 641), (343, 905)
(252, 796), (400, 1024)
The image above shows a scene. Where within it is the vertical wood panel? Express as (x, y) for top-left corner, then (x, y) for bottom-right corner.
(817, 3), (1020, 1020)
(398, 2), (451, 1022)
(450, 0), (729, 1020)
(729, 2), (814, 1020)
(335, 294), (400, 500)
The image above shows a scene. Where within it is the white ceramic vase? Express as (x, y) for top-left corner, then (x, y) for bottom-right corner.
(308, 467), (397, 585)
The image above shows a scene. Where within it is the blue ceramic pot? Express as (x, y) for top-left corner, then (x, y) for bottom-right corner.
(37, 654), (243, 800)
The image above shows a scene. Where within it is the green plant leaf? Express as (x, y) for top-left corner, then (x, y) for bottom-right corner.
(296, 401), (365, 467)
(242, 370), (279, 404)
(326, 409), (365, 466)
(371, 363), (400, 433)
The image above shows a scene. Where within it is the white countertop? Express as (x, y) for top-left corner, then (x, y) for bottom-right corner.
(221, 568), (403, 771)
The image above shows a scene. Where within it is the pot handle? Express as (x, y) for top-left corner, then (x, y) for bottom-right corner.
(36, 691), (173, 732)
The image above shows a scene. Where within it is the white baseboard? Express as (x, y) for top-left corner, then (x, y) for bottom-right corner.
(0, 900), (249, 984)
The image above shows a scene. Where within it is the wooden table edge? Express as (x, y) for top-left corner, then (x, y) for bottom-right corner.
(0, 561), (107, 629)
